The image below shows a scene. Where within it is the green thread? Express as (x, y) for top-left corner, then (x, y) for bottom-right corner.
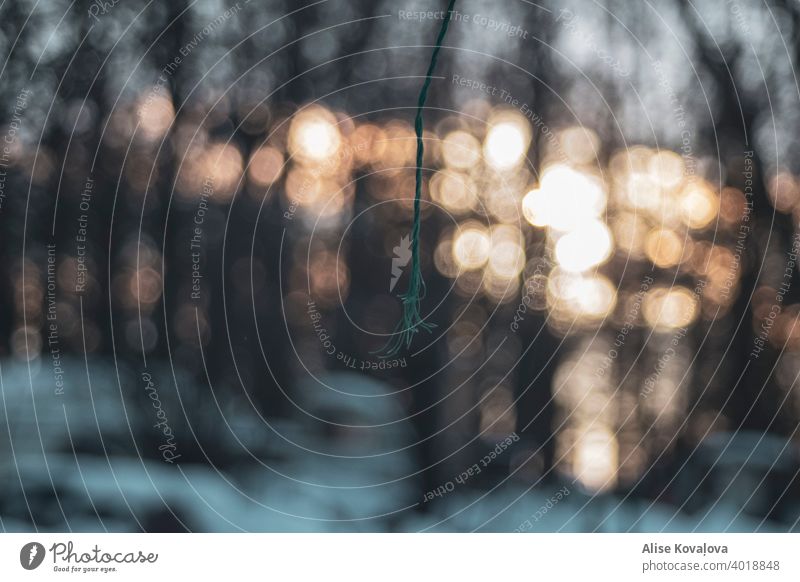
(377, 0), (457, 357)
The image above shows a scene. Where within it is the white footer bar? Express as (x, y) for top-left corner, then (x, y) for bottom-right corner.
(1, 534), (797, 580)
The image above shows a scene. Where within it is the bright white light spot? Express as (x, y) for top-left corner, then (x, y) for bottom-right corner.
(298, 121), (339, 160)
(289, 107), (342, 163)
(555, 220), (613, 272)
(522, 188), (549, 227)
(442, 131), (482, 170)
(574, 427), (618, 491)
(453, 226), (491, 270)
(538, 165), (606, 231)
(488, 240), (525, 278)
(484, 121), (529, 170)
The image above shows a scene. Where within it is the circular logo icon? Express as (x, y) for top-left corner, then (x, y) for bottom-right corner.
(20, 542), (45, 570)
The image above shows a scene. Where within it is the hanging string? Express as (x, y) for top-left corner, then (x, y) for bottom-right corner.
(377, 0), (457, 357)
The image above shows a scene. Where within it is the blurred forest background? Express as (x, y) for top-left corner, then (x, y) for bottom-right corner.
(1, 0), (800, 532)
